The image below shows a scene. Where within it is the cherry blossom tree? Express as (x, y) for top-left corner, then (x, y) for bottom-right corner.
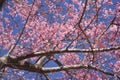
(0, 0), (120, 79)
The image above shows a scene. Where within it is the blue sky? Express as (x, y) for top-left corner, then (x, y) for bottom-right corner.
(0, 0), (120, 79)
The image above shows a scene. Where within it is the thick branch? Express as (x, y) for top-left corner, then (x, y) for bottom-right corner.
(16, 46), (120, 61)
(0, 56), (119, 79)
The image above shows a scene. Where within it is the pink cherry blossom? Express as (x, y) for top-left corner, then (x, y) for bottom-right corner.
(0, 0), (120, 80)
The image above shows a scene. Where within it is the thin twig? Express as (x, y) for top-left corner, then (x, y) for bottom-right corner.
(7, 0), (36, 55)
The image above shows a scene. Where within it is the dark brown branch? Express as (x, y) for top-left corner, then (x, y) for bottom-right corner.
(16, 46), (120, 61)
(78, 0), (88, 24)
(0, 56), (119, 79)
(97, 16), (116, 41)
(35, 56), (47, 68)
(7, 0), (36, 55)
(78, 23), (94, 64)
(66, 7), (101, 50)
(77, 0), (94, 64)
(0, 0), (5, 10)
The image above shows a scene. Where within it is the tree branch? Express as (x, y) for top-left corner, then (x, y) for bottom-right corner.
(7, 0), (36, 55)
(0, 0), (5, 10)
(0, 56), (119, 79)
(16, 46), (120, 61)
(97, 16), (116, 41)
